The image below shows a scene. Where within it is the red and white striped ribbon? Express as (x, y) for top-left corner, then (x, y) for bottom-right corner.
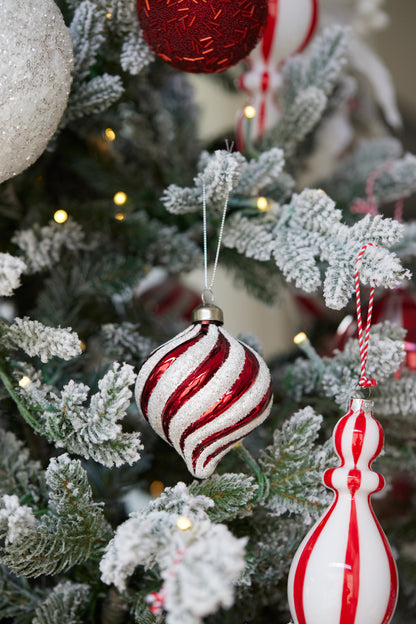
(351, 163), (404, 221)
(355, 243), (377, 388)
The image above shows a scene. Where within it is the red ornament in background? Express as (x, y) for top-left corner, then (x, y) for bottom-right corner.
(137, 0), (269, 74)
(237, 0), (319, 148)
(335, 287), (416, 373)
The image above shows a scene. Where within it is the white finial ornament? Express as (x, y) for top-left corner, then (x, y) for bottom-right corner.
(287, 244), (398, 624)
(287, 397), (398, 624)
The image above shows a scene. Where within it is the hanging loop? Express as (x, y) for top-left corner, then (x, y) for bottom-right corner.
(202, 182), (230, 299)
(355, 243), (378, 389)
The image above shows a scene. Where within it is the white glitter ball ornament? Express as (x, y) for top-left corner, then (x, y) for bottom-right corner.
(0, 0), (73, 184)
(135, 304), (273, 479)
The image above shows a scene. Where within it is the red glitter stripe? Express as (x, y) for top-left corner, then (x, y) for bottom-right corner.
(368, 504), (398, 623)
(340, 492), (360, 624)
(181, 346), (260, 453)
(201, 383), (273, 468)
(140, 325), (209, 419)
(162, 331), (230, 443)
(295, 0), (319, 54)
(352, 409), (367, 466)
(292, 494), (339, 624)
(261, 0), (278, 62)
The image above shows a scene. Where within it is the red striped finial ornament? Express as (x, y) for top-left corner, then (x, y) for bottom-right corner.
(287, 244), (398, 624)
(237, 0), (319, 148)
(287, 398), (398, 624)
(135, 302), (273, 479)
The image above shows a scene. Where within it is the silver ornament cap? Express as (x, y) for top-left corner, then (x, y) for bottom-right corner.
(192, 303), (224, 324)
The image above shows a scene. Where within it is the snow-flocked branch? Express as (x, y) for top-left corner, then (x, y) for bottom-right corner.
(0, 454), (111, 577)
(100, 483), (247, 624)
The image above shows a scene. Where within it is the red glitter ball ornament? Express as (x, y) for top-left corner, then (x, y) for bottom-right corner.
(137, 0), (269, 74)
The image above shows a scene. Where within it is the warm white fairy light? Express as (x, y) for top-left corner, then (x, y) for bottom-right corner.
(244, 105), (256, 119)
(18, 376), (32, 388)
(114, 212), (126, 222)
(105, 128), (116, 141)
(113, 192), (127, 206)
(176, 516), (192, 531)
(256, 196), (269, 212)
(53, 209), (68, 224)
(293, 332), (324, 370)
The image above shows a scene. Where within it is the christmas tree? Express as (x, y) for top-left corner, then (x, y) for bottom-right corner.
(1, 0), (416, 623)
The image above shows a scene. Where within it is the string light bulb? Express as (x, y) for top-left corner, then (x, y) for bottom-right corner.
(114, 212), (126, 222)
(150, 480), (165, 497)
(293, 332), (324, 371)
(106, 11), (112, 18)
(53, 209), (68, 224)
(19, 376), (32, 388)
(256, 196), (269, 212)
(105, 127), (116, 141)
(176, 516), (192, 531)
(113, 192), (127, 206)
(244, 105), (256, 119)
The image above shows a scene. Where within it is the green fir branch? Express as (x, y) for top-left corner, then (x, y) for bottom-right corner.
(1, 455), (112, 578)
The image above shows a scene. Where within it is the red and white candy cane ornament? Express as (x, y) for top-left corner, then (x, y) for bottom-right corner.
(287, 244), (398, 624)
(237, 0), (319, 149)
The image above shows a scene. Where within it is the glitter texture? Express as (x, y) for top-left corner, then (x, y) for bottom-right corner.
(137, 0), (269, 74)
(135, 321), (273, 478)
(0, 0), (73, 183)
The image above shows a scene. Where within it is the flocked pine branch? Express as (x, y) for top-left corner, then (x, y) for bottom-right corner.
(0, 253), (26, 297)
(285, 322), (406, 408)
(321, 137), (403, 204)
(0, 564), (45, 624)
(101, 322), (156, 366)
(259, 407), (334, 525)
(0, 454), (111, 577)
(189, 474), (258, 523)
(32, 581), (90, 624)
(223, 189), (410, 309)
(5, 317), (82, 363)
(0, 428), (44, 503)
(100, 483), (247, 624)
(162, 149), (294, 217)
(261, 26), (348, 155)
(162, 150), (246, 216)
(19, 362), (142, 468)
(12, 220), (95, 273)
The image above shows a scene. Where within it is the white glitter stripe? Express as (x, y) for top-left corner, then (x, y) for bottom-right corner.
(134, 323), (199, 422)
(146, 324), (220, 440)
(195, 394), (273, 479)
(190, 348), (272, 478)
(167, 327), (245, 451)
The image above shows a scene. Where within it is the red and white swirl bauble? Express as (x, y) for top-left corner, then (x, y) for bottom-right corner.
(237, 0), (319, 147)
(135, 305), (273, 479)
(287, 398), (398, 624)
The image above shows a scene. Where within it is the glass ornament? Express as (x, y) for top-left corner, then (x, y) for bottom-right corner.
(287, 398), (398, 624)
(135, 303), (273, 478)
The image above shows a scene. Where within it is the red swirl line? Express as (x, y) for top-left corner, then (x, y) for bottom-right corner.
(181, 346), (260, 455)
(162, 331), (230, 443)
(140, 325), (209, 420)
(200, 384), (272, 469)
